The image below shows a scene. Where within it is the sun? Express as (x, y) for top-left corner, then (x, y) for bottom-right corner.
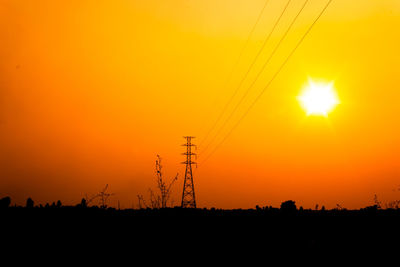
(298, 79), (339, 116)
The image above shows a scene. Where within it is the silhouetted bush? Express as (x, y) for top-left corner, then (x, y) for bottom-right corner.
(26, 197), (34, 208)
(280, 200), (297, 212)
(362, 205), (379, 212)
(0, 196), (11, 208)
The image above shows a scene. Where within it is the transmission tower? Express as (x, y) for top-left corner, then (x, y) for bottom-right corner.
(181, 136), (197, 208)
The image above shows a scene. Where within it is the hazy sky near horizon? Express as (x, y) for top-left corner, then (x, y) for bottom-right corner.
(1, 0), (400, 209)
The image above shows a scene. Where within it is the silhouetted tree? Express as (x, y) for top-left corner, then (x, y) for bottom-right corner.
(375, 192), (400, 209)
(84, 185), (115, 208)
(374, 194), (382, 209)
(0, 196), (11, 208)
(80, 198), (87, 208)
(155, 155), (178, 208)
(148, 189), (160, 209)
(280, 200), (296, 212)
(98, 184), (115, 209)
(321, 206), (326, 211)
(56, 200), (62, 208)
(138, 155), (178, 209)
(336, 204), (344, 210)
(385, 200), (400, 209)
(26, 197), (34, 208)
(137, 195), (147, 209)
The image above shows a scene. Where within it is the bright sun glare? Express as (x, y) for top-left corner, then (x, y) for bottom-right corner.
(298, 79), (339, 116)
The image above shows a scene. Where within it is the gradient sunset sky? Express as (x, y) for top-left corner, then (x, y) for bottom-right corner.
(1, 0), (399, 209)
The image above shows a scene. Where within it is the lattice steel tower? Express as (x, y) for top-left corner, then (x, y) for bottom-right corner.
(181, 136), (196, 208)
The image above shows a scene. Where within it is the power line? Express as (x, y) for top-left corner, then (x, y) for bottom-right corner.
(201, 0), (333, 164)
(198, 0), (272, 150)
(199, 0), (292, 156)
(199, 0), (270, 149)
(200, 0), (309, 158)
(200, 0), (334, 165)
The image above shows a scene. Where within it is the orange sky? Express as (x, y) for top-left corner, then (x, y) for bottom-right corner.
(1, 0), (399, 209)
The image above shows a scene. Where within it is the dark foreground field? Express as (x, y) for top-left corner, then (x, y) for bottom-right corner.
(2, 206), (400, 257)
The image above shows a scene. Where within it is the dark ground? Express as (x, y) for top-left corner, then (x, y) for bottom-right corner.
(2, 206), (400, 259)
